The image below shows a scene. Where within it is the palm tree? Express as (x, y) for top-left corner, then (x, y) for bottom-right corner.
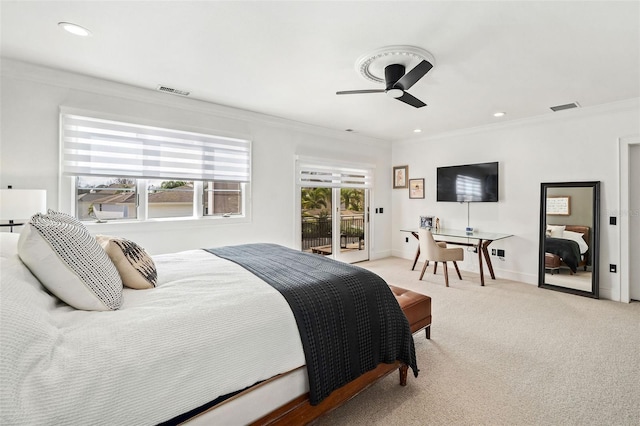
(301, 187), (331, 211)
(341, 188), (363, 211)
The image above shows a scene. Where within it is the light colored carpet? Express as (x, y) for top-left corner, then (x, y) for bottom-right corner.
(317, 257), (640, 426)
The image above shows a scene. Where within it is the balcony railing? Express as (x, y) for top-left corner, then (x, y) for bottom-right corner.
(301, 215), (364, 251)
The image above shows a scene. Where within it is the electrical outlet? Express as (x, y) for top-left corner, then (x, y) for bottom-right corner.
(610, 264), (617, 273)
(491, 249), (496, 256)
(497, 249), (505, 257)
(610, 216), (617, 225)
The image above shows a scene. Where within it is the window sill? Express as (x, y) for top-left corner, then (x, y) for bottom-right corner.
(83, 215), (249, 234)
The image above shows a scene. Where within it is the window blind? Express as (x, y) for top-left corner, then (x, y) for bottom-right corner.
(296, 157), (373, 189)
(61, 114), (251, 182)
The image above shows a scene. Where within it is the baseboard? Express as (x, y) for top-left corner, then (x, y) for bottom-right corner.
(489, 269), (538, 285)
(598, 286), (615, 301)
(371, 249), (392, 260)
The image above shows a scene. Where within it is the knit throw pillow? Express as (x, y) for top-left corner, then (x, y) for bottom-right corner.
(45, 209), (87, 228)
(17, 214), (123, 311)
(95, 235), (157, 289)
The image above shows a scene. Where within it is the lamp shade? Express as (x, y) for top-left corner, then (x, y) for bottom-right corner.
(0, 189), (47, 222)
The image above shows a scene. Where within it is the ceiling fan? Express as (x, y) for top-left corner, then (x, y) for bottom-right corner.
(336, 60), (433, 108)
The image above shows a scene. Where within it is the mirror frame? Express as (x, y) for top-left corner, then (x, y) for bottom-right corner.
(538, 181), (600, 298)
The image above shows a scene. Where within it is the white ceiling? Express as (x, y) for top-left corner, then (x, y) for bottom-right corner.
(1, 1), (639, 141)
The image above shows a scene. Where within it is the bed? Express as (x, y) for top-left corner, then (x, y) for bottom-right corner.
(544, 225), (590, 274)
(0, 212), (419, 425)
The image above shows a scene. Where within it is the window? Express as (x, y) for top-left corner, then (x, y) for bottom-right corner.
(76, 176), (137, 221)
(204, 182), (243, 216)
(147, 180), (195, 219)
(62, 114), (251, 222)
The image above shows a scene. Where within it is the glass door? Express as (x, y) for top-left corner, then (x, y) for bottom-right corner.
(336, 188), (369, 263)
(300, 187), (369, 263)
(301, 187), (333, 257)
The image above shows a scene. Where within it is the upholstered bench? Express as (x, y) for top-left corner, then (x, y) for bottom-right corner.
(389, 285), (432, 339)
(389, 285), (431, 387)
(545, 253), (561, 274)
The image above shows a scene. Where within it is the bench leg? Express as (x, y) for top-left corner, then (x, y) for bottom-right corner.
(425, 325), (431, 339)
(399, 364), (408, 386)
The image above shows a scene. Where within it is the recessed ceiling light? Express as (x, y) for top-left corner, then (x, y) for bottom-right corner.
(493, 112), (506, 117)
(413, 129), (422, 133)
(58, 22), (92, 37)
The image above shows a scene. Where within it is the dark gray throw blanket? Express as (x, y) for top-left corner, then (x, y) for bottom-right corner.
(207, 243), (418, 405)
(545, 237), (581, 273)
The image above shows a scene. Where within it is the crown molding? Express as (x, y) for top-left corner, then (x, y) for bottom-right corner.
(395, 97), (640, 146)
(1, 57), (390, 149)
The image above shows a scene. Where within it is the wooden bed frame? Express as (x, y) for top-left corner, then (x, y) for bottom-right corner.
(545, 225), (590, 274)
(188, 286), (432, 425)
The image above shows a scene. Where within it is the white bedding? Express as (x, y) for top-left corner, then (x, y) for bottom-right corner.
(0, 233), (306, 425)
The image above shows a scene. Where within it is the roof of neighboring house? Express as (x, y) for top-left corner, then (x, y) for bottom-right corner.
(147, 189), (193, 203)
(86, 186), (193, 205)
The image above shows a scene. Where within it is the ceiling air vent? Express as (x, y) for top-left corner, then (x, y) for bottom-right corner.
(550, 102), (580, 112)
(157, 85), (190, 97)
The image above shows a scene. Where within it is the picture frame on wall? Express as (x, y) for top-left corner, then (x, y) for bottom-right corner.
(546, 196), (571, 215)
(409, 178), (425, 199)
(393, 165), (408, 188)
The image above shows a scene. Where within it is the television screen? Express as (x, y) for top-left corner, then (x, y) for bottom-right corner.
(436, 162), (499, 202)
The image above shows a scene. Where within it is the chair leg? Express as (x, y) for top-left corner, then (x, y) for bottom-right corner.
(433, 262), (438, 274)
(453, 261), (462, 280)
(419, 260), (428, 280)
(443, 262), (450, 287)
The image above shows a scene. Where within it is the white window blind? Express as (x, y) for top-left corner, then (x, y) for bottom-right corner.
(296, 157), (373, 188)
(61, 114), (251, 182)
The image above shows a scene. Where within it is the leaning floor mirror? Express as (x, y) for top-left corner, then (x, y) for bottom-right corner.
(539, 181), (600, 298)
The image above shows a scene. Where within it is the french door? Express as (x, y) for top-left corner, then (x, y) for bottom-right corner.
(300, 187), (369, 263)
(297, 156), (373, 264)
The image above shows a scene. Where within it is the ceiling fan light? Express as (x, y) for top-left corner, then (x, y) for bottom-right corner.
(387, 88), (404, 99)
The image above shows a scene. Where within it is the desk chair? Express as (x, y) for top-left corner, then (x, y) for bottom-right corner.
(418, 228), (464, 287)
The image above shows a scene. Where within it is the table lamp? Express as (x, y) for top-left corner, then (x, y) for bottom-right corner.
(0, 188), (47, 232)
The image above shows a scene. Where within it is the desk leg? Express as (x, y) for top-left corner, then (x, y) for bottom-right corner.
(410, 231), (420, 271)
(477, 239), (485, 286)
(412, 247), (420, 271)
(482, 240), (496, 279)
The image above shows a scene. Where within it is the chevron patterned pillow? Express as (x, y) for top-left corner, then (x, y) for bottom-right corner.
(95, 235), (157, 289)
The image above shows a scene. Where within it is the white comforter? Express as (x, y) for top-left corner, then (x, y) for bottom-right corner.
(0, 234), (305, 425)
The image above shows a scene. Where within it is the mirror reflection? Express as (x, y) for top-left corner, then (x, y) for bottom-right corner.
(539, 182), (600, 298)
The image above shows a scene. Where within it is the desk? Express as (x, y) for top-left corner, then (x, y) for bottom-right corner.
(401, 228), (512, 286)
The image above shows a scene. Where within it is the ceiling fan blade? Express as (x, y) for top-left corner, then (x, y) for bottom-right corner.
(336, 89), (386, 95)
(396, 92), (427, 108)
(394, 60), (433, 91)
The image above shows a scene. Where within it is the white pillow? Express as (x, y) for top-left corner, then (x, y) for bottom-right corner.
(562, 230), (589, 254)
(547, 225), (566, 237)
(95, 235), (157, 289)
(45, 209), (86, 228)
(17, 214), (123, 311)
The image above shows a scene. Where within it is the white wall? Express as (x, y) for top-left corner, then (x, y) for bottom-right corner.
(3, 59), (638, 300)
(391, 99), (640, 300)
(0, 59), (393, 258)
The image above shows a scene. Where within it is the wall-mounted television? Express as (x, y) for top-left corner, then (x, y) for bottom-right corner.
(436, 161), (499, 202)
